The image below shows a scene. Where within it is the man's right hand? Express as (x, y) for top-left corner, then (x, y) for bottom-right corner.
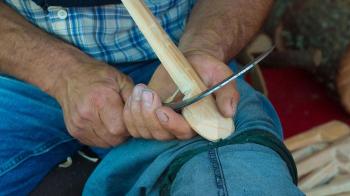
(52, 60), (134, 147)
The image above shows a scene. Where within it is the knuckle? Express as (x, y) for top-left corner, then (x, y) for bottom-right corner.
(109, 125), (127, 137)
(77, 105), (94, 120)
(68, 128), (84, 139)
(88, 87), (116, 109)
(71, 113), (86, 128)
(175, 131), (193, 140)
(151, 131), (170, 141)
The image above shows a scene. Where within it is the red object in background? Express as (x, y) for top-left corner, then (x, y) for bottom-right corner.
(262, 67), (350, 139)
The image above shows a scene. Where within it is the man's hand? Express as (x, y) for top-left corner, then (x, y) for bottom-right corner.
(124, 0), (273, 141)
(123, 51), (239, 141)
(53, 61), (134, 147)
(184, 50), (240, 117)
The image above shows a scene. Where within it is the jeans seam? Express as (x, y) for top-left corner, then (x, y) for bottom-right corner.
(208, 143), (228, 196)
(0, 137), (76, 177)
(215, 147), (229, 196)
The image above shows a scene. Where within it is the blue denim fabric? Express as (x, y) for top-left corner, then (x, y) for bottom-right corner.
(82, 62), (304, 196)
(0, 60), (303, 195)
(0, 61), (157, 196)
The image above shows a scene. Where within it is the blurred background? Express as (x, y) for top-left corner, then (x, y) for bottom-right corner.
(241, 1), (350, 194)
(243, 0), (350, 138)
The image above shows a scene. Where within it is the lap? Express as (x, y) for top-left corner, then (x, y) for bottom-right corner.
(171, 144), (301, 196)
(0, 60), (302, 195)
(83, 61), (303, 195)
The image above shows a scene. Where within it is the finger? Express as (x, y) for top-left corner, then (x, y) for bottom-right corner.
(205, 64), (239, 118)
(86, 126), (115, 148)
(123, 97), (139, 138)
(65, 113), (110, 147)
(119, 75), (134, 103)
(214, 81), (240, 118)
(98, 92), (129, 146)
(130, 84), (152, 139)
(155, 107), (196, 140)
(75, 95), (122, 147)
(62, 102), (108, 147)
(141, 88), (175, 140)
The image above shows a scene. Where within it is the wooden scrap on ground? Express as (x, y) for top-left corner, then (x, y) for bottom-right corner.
(305, 174), (350, 196)
(284, 120), (350, 195)
(285, 120), (350, 151)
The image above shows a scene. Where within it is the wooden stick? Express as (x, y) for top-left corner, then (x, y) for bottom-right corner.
(299, 161), (339, 191)
(121, 0), (233, 141)
(284, 120), (350, 151)
(292, 142), (328, 163)
(305, 175), (350, 196)
(297, 137), (350, 177)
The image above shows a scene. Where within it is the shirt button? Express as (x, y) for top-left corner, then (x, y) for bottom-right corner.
(57, 9), (68, 19)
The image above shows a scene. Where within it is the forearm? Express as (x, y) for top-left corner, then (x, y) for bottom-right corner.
(0, 2), (95, 96)
(180, 0), (273, 62)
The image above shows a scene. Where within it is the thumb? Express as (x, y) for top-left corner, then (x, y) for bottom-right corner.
(214, 81), (239, 118)
(206, 62), (239, 118)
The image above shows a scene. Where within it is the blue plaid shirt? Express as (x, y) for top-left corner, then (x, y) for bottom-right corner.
(5, 0), (196, 64)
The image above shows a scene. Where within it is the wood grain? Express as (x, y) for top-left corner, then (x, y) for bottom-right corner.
(121, 0), (234, 141)
(297, 137), (350, 177)
(284, 120), (350, 151)
(305, 174), (350, 196)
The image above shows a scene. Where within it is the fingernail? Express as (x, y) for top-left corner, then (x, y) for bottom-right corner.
(133, 84), (145, 101)
(231, 98), (237, 113)
(142, 89), (153, 107)
(156, 110), (169, 123)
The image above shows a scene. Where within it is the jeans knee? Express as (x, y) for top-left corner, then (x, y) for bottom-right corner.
(170, 143), (303, 196)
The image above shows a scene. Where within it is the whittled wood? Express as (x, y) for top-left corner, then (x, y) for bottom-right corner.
(305, 174), (350, 196)
(292, 142), (328, 163)
(299, 161), (339, 191)
(285, 120), (350, 151)
(121, 0), (234, 140)
(297, 137), (350, 177)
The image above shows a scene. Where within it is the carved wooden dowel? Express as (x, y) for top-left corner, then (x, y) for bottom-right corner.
(305, 174), (350, 196)
(297, 137), (350, 177)
(121, 0), (234, 141)
(284, 120), (350, 151)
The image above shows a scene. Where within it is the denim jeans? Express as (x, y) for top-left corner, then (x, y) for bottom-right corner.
(0, 60), (303, 196)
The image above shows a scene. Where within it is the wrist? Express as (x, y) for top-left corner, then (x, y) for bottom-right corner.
(44, 53), (79, 100)
(44, 48), (97, 99)
(48, 52), (124, 102)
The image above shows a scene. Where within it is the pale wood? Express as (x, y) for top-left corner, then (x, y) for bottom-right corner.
(334, 193), (350, 196)
(299, 161), (339, 191)
(284, 120), (350, 151)
(292, 142), (328, 163)
(297, 137), (350, 177)
(306, 175), (350, 196)
(121, 0), (234, 141)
